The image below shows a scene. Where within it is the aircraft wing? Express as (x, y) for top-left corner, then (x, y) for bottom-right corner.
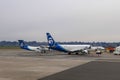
(69, 47), (89, 54)
(69, 48), (83, 52)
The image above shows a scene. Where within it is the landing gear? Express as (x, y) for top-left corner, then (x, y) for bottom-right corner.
(68, 52), (71, 55)
(76, 53), (79, 55)
(68, 52), (79, 55)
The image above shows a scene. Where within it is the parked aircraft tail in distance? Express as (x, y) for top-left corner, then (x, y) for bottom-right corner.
(18, 40), (27, 49)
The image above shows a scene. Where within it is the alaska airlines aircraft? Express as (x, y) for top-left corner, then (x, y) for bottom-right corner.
(18, 40), (48, 53)
(46, 33), (91, 55)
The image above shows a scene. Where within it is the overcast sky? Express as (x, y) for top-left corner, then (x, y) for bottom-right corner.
(0, 0), (120, 42)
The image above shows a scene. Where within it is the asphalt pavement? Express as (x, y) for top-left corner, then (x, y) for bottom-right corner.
(39, 61), (120, 80)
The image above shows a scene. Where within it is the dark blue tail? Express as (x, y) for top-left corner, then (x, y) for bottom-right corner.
(46, 33), (56, 47)
(18, 40), (26, 48)
(46, 33), (68, 52)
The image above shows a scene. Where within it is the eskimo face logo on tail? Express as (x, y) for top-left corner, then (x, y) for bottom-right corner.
(48, 38), (55, 46)
(20, 43), (24, 47)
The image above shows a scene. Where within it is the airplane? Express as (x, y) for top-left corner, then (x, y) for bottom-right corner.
(18, 40), (48, 53)
(46, 33), (91, 55)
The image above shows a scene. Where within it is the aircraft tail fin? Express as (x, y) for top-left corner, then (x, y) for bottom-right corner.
(46, 33), (56, 47)
(18, 40), (26, 48)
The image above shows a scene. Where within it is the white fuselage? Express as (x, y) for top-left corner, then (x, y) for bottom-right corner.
(60, 44), (91, 52)
(91, 46), (105, 50)
(27, 46), (42, 52)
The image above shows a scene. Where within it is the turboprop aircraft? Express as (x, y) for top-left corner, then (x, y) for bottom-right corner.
(46, 33), (91, 55)
(18, 40), (48, 53)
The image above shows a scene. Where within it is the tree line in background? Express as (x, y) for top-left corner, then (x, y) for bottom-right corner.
(0, 41), (120, 48)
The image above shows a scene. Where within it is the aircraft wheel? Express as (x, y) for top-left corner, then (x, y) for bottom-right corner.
(76, 53), (79, 55)
(68, 52), (71, 55)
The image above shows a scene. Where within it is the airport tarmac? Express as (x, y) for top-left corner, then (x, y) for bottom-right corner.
(39, 61), (120, 80)
(0, 49), (120, 80)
